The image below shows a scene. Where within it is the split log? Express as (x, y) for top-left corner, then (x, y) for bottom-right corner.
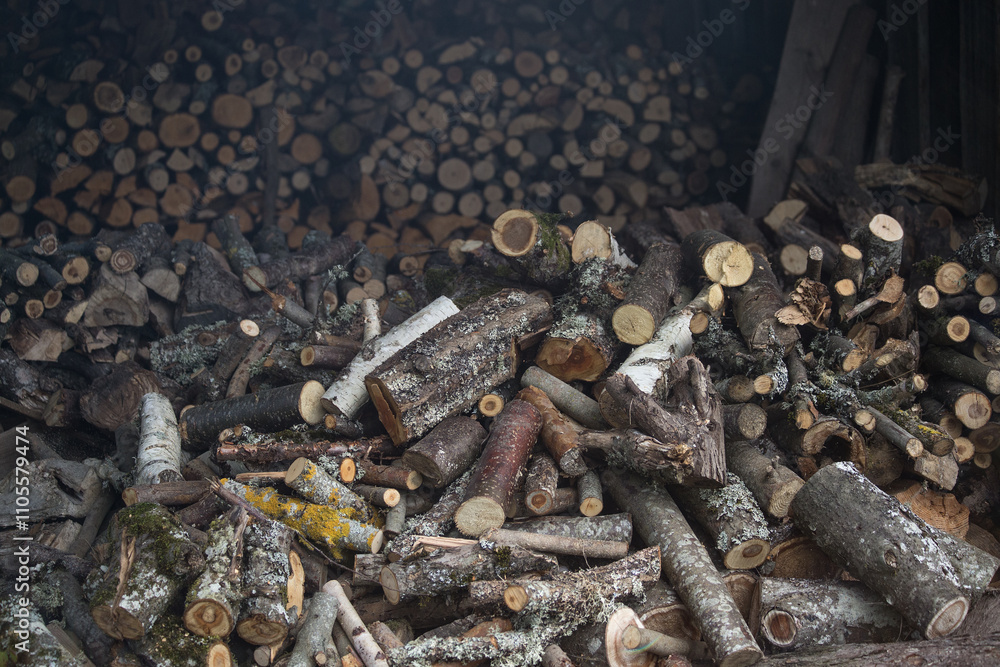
(401, 416), (487, 488)
(503, 546), (660, 616)
(180, 381), (326, 445)
(379, 541), (557, 604)
(191, 319), (260, 403)
(134, 393), (183, 486)
(670, 473), (771, 570)
(612, 241), (684, 345)
(788, 462), (994, 638)
(455, 399), (542, 536)
(90, 503), (205, 640)
(321, 296), (460, 418)
(83, 263), (149, 327)
(853, 214), (904, 294)
(223, 480), (384, 559)
(603, 470), (763, 667)
(237, 519), (296, 646)
(227, 324), (281, 398)
(183, 507), (247, 638)
(753, 577), (908, 650)
(723, 440), (804, 519)
(366, 289), (551, 444)
(516, 385), (588, 476)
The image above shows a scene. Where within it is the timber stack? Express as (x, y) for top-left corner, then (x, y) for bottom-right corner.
(1, 1), (1000, 667)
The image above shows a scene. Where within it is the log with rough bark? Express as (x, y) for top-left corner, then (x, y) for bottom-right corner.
(366, 289), (551, 445)
(400, 416), (487, 488)
(379, 541), (557, 604)
(287, 589), (339, 667)
(322, 296), (460, 418)
(90, 503), (205, 640)
(183, 507), (247, 638)
(729, 252), (800, 352)
(455, 399), (542, 536)
(753, 577), (909, 651)
(524, 454), (559, 516)
(236, 519), (297, 646)
(603, 470), (763, 667)
(516, 385), (588, 476)
(180, 381), (326, 445)
(491, 209), (573, 288)
(502, 513), (632, 544)
(788, 462), (999, 638)
(670, 473), (771, 570)
(754, 632), (1000, 666)
(724, 439), (804, 519)
(602, 356), (726, 488)
(284, 458), (375, 522)
(133, 615), (233, 667)
(612, 241), (684, 345)
(222, 480), (384, 559)
(485, 527), (628, 560)
(191, 319), (260, 403)
(134, 392), (183, 486)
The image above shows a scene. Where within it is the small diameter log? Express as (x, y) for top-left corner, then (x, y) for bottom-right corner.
(300, 341), (362, 371)
(134, 392), (184, 486)
(353, 484), (401, 509)
(517, 385), (588, 476)
(355, 459), (423, 490)
(789, 462), (970, 638)
(180, 381), (326, 445)
(228, 324), (282, 398)
(613, 242), (684, 345)
(210, 213), (260, 290)
(485, 527), (627, 559)
(722, 403), (768, 441)
(254, 235), (358, 289)
(521, 365), (607, 430)
(285, 458), (374, 520)
(923, 346), (1000, 396)
(602, 357), (726, 487)
(194, 319), (260, 403)
(724, 440), (804, 519)
(504, 547), (660, 619)
(323, 580), (390, 667)
(366, 289), (551, 444)
(622, 625), (711, 662)
(379, 541), (557, 604)
(524, 454), (559, 515)
(322, 296), (460, 418)
(603, 470), (763, 667)
(288, 589), (339, 667)
(504, 513), (632, 543)
(670, 473), (771, 570)
(681, 229), (754, 287)
(123, 480), (212, 506)
(183, 508), (246, 638)
(90, 503), (205, 640)
(868, 406), (924, 458)
(384, 495), (407, 538)
(455, 399), (542, 536)
(577, 470), (603, 517)
(753, 577), (908, 650)
(237, 519), (296, 646)
(401, 416), (487, 488)
(931, 380), (992, 429)
(729, 252), (800, 352)
(223, 480), (384, 559)
(853, 214), (904, 293)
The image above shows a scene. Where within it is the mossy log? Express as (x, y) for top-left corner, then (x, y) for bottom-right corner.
(516, 385), (588, 476)
(728, 252), (800, 352)
(285, 457), (375, 522)
(366, 289), (552, 445)
(133, 614), (232, 667)
(322, 296), (460, 418)
(724, 440), (804, 519)
(503, 545), (661, 615)
(613, 241), (684, 345)
(134, 392), (183, 486)
(222, 480), (384, 559)
(455, 399), (542, 536)
(90, 503), (205, 640)
(789, 462), (982, 638)
(237, 519), (296, 646)
(753, 577), (908, 651)
(183, 508), (246, 638)
(603, 470), (763, 667)
(180, 381), (326, 445)
(502, 513), (632, 543)
(491, 209), (573, 288)
(379, 541), (557, 604)
(671, 473), (771, 570)
(602, 357), (726, 487)
(401, 416), (487, 488)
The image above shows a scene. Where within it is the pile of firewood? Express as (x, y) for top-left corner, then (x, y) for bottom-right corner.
(3, 189), (1000, 666)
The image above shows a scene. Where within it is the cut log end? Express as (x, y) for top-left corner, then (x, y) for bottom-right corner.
(455, 496), (506, 537)
(380, 566), (402, 605)
(298, 380), (327, 425)
(925, 597), (968, 639)
(703, 241), (753, 287)
(492, 209), (538, 257)
(722, 539), (770, 570)
(183, 600), (235, 638)
(579, 496), (603, 517)
(869, 213), (904, 243)
(613, 304), (656, 345)
(479, 393), (504, 417)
